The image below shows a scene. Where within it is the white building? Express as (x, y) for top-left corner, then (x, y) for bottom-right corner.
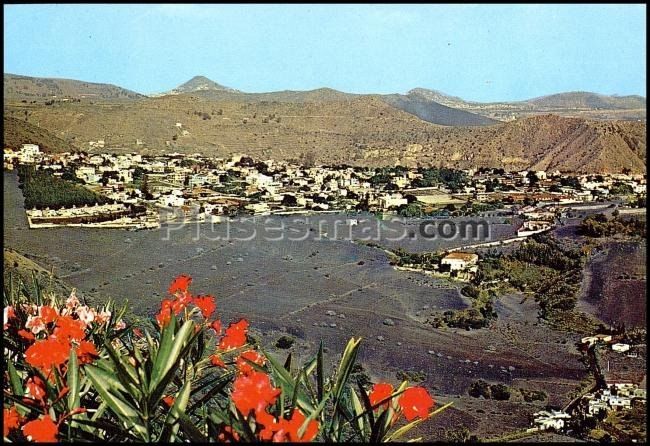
(378, 193), (408, 209)
(517, 220), (552, 237)
(612, 343), (631, 353)
(441, 252), (479, 271)
(533, 410), (571, 431)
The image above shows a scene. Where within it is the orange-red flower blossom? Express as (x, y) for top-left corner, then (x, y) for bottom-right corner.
(3, 305), (16, 330)
(169, 275), (192, 295)
(25, 375), (48, 403)
(18, 329), (36, 342)
(39, 306), (58, 324)
(25, 338), (71, 372)
(163, 395), (175, 407)
(76, 340), (99, 365)
(284, 408), (320, 442)
(398, 386), (435, 421)
(369, 382), (394, 410)
(236, 349), (265, 375)
(21, 415), (58, 442)
(211, 319), (222, 335)
(210, 354), (226, 368)
(52, 316), (86, 342)
(3, 406), (21, 437)
(217, 425), (241, 442)
(231, 370), (281, 416)
(156, 299), (174, 327)
(192, 295), (216, 319)
(219, 319), (249, 351)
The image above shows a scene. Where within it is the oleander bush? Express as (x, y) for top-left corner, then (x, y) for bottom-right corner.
(3, 274), (449, 442)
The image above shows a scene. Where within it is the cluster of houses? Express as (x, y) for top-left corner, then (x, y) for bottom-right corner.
(577, 334), (647, 425)
(3, 144), (647, 227)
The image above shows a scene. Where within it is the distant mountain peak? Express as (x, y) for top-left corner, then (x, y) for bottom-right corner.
(168, 75), (239, 94)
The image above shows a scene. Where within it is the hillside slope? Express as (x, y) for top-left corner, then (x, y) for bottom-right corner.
(528, 92), (646, 110)
(382, 92), (497, 126)
(4, 94), (645, 173)
(3, 116), (79, 152)
(4, 73), (144, 101)
(165, 75), (239, 94)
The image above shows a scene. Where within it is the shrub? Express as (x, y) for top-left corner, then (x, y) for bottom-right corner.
(274, 335), (295, 349)
(3, 274), (450, 442)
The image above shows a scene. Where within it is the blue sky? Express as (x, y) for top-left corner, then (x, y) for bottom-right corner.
(3, 4), (646, 101)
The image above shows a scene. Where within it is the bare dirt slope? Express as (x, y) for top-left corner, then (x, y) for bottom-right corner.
(5, 94), (645, 172)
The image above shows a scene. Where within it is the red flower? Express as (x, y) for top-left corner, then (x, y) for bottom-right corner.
(162, 395), (175, 407)
(76, 341), (99, 365)
(133, 328), (143, 337)
(18, 329), (36, 342)
(217, 425), (240, 442)
(398, 387), (435, 421)
(231, 370), (281, 416)
(4, 305), (16, 330)
(192, 295), (216, 319)
(3, 406), (21, 437)
(255, 410), (283, 441)
(39, 306), (58, 324)
(236, 349), (265, 375)
(21, 415), (58, 442)
(169, 275), (192, 295)
(219, 319), (249, 351)
(210, 354), (226, 368)
(369, 382), (394, 410)
(284, 409), (320, 442)
(210, 319), (222, 335)
(52, 315), (86, 341)
(171, 291), (192, 315)
(155, 299), (173, 327)
(25, 375), (48, 403)
(25, 338), (71, 372)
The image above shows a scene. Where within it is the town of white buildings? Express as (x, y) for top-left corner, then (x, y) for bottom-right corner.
(4, 143), (647, 230)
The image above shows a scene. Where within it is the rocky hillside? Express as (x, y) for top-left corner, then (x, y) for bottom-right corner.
(3, 116), (79, 152)
(4, 73), (144, 101)
(4, 91), (645, 172)
(527, 92), (646, 110)
(165, 75), (239, 95)
(3, 248), (88, 304)
(382, 92), (497, 126)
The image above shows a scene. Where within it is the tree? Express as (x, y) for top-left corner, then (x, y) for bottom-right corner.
(281, 195), (298, 207)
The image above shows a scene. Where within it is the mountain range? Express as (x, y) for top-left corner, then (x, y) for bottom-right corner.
(3, 73), (646, 173)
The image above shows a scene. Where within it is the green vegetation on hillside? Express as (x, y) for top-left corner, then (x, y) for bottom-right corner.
(475, 234), (587, 325)
(579, 213), (646, 238)
(17, 165), (110, 210)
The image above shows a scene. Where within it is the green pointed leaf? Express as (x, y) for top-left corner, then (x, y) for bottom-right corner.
(384, 401), (453, 442)
(67, 347), (80, 411)
(7, 360), (23, 397)
(317, 341), (324, 402)
(85, 364), (147, 440)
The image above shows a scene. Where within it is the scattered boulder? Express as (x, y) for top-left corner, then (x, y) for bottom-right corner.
(377, 336), (385, 342)
(211, 265), (218, 270)
(326, 310), (336, 316)
(383, 318), (395, 326)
